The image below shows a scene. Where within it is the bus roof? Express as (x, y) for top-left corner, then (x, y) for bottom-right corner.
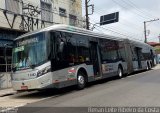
(15, 24), (124, 41)
(15, 24), (152, 49)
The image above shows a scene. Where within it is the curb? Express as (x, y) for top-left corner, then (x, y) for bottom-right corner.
(153, 64), (160, 70)
(0, 89), (17, 97)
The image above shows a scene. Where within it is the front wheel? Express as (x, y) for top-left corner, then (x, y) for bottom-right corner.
(77, 72), (86, 90)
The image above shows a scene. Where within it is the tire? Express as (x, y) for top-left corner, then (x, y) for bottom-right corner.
(77, 72), (86, 90)
(118, 66), (123, 78)
(150, 62), (152, 69)
(146, 63), (150, 71)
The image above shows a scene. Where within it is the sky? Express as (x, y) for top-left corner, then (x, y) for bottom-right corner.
(82, 0), (160, 43)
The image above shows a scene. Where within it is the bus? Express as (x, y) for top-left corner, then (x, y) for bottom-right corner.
(11, 25), (155, 91)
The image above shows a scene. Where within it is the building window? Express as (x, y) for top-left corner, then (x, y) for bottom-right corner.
(0, 47), (12, 72)
(41, 1), (53, 22)
(69, 14), (77, 26)
(59, 8), (67, 17)
(5, 0), (20, 13)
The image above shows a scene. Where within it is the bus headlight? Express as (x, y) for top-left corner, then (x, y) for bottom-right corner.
(37, 66), (51, 77)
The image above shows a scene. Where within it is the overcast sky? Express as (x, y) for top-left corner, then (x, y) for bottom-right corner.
(82, 0), (160, 43)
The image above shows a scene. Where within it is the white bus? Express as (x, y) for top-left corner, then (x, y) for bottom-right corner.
(11, 25), (155, 91)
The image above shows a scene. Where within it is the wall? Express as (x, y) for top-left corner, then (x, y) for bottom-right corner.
(0, 73), (12, 89)
(0, 0), (83, 31)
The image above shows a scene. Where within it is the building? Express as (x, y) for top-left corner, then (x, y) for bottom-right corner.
(147, 42), (160, 64)
(147, 42), (160, 54)
(0, 0), (83, 88)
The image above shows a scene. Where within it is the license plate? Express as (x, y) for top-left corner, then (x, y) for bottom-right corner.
(21, 86), (28, 90)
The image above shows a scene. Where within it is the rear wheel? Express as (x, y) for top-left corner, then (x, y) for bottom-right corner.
(118, 66), (123, 78)
(77, 72), (86, 90)
(150, 62), (152, 69)
(146, 62), (150, 70)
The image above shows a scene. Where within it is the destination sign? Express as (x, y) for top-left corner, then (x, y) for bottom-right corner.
(17, 38), (38, 46)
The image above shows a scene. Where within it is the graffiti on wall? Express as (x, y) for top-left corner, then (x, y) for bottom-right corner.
(1, 0), (54, 32)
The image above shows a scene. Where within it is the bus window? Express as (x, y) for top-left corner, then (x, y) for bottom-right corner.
(67, 36), (77, 65)
(76, 35), (90, 64)
(99, 39), (119, 63)
(118, 41), (126, 61)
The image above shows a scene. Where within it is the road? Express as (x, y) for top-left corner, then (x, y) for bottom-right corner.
(1, 68), (160, 113)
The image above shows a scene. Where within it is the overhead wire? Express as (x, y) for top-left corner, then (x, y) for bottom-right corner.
(111, 0), (152, 21)
(89, 0), (159, 41)
(120, 0), (154, 19)
(127, 0), (159, 19)
(90, 10), (144, 40)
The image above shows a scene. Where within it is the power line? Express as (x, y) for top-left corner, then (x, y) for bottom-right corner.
(90, 19), (143, 41)
(111, 0), (152, 20)
(120, 0), (154, 20)
(91, 19), (142, 37)
(93, 10), (143, 31)
(90, 22), (130, 38)
(90, 10), (144, 37)
(127, 0), (158, 19)
(94, 7), (145, 29)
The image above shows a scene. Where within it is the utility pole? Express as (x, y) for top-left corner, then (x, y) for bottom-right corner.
(85, 0), (89, 30)
(144, 21), (147, 43)
(144, 18), (159, 43)
(85, 0), (94, 30)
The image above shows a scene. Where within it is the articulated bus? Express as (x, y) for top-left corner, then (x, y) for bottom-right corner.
(11, 25), (155, 91)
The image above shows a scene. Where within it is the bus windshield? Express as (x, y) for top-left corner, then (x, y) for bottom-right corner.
(12, 33), (47, 71)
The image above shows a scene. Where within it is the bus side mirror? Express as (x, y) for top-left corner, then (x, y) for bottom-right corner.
(59, 41), (64, 53)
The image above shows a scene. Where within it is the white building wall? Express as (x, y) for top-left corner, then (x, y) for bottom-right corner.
(0, 0), (83, 31)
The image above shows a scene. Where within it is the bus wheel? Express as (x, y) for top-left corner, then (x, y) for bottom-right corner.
(118, 66), (123, 78)
(146, 63), (149, 70)
(77, 72), (86, 90)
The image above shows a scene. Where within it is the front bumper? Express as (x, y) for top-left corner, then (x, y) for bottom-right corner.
(12, 73), (53, 91)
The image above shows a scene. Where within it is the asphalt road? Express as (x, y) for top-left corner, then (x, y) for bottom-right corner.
(15, 68), (160, 113)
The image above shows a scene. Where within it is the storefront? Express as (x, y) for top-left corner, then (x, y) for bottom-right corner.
(0, 39), (13, 72)
(0, 28), (25, 88)
(0, 28), (25, 72)
(148, 42), (160, 64)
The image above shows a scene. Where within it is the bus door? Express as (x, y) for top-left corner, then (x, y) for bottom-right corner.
(90, 42), (102, 78)
(135, 47), (142, 69)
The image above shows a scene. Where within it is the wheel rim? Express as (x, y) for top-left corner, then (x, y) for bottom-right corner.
(118, 68), (122, 77)
(78, 75), (85, 85)
(147, 64), (149, 70)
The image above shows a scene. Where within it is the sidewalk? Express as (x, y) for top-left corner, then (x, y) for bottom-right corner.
(153, 64), (160, 70)
(0, 88), (17, 97)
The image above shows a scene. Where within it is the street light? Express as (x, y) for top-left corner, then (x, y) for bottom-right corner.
(144, 18), (159, 43)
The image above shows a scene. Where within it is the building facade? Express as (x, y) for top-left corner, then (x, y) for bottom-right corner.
(0, 0), (83, 88)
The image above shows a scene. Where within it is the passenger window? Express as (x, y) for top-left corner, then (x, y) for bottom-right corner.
(99, 39), (119, 63)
